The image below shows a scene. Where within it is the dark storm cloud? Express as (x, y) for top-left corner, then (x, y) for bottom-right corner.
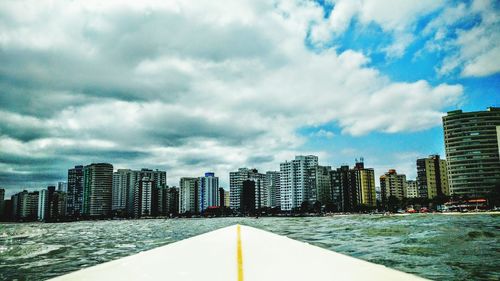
(247, 155), (274, 164)
(89, 10), (274, 63)
(0, 4), (274, 115)
(0, 171), (64, 192)
(177, 153), (225, 167)
(0, 153), (61, 166)
(59, 148), (150, 161)
(0, 124), (51, 142)
(145, 116), (267, 147)
(0, 144), (152, 195)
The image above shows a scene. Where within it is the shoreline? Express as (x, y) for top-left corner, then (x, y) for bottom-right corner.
(1, 211), (499, 224)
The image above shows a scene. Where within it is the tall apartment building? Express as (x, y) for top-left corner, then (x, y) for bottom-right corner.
(179, 177), (198, 214)
(82, 163), (113, 217)
(128, 169), (166, 216)
(443, 107), (500, 198)
(309, 165), (332, 205)
(416, 155), (449, 199)
(155, 185), (177, 216)
(352, 161), (376, 207)
(330, 160), (376, 211)
(38, 188), (49, 221)
(280, 155), (318, 211)
(133, 177), (155, 218)
(330, 165), (350, 211)
(241, 180), (256, 213)
(38, 186), (66, 221)
(67, 165), (84, 217)
(265, 171), (281, 208)
(380, 169), (407, 204)
(406, 180), (418, 198)
(110, 168), (166, 217)
(229, 168), (266, 211)
(57, 182), (67, 192)
(219, 188), (226, 207)
(224, 190), (230, 208)
(11, 190), (39, 221)
(198, 172), (220, 212)
(0, 188), (4, 219)
(12, 191), (24, 220)
(112, 169), (131, 212)
(164, 186), (179, 215)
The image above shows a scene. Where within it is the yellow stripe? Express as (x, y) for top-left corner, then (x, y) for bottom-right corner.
(237, 224), (244, 281)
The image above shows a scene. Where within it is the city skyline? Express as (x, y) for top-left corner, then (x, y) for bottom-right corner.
(0, 151), (444, 197)
(1, 1), (499, 195)
(3, 103), (499, 220)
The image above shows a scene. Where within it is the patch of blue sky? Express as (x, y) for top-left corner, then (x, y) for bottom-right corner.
(459, 75), (500, 111)
(334, 21), (392, 59)
(313, 0), (334, 19)
(376, 41), (444, 83)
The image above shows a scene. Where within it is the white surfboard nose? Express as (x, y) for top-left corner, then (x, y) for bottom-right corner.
(50, 224), (427, 281)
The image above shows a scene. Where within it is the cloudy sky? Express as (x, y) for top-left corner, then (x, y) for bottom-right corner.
(0, 0), (499, 196)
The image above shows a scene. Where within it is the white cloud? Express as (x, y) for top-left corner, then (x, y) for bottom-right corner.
(461, 46), (500, 77)
(311, 129), (335, 139)
(0, 0), (463, 188)
(310, 0), (444, 57)
(423, 0), (500, 77)
(337, 81), (463, 136)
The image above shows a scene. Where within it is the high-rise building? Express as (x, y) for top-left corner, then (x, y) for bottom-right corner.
(126, 169), (166, 216)
(53, 191), (67, 219)
(406, 180), (418, 198)
(57, 182), (67, 192)
(229, 168), (266, 211)
(82, 163), (113, 217)
(280, 155), (318, 211)
(380, 169), (407, 204)
(0, 188), (4, 219)
(219, 188), (226, 207)
(2, 199), (12, 221)
(157, 185), (177, 216)
(165, 187), (179, 216)
(11, 190), (38, 221)
(443, 107), (500, 198)
(330, 160), (376, 211)
(353, 161), (377, 207)
(241, 180), (256, 214)
(309, 165), (332, 205)
(198, 172), (219, 212)
(11, 191), (26, 220)
(38, 188), (49, 221)
(38, 186), (66, 221)
(111, 168), (166, 217)
(265, 171), (281, 208)
(179, 177), (198, 214)
(112, 169), (131, 212)
(224, 190), (230, 208)
(416, 155), (449, 199)
(133, 177), (155, 218)
(330, 165), (350, 211)
(67, 165), (84, 217)
(28, 191), (39, 220)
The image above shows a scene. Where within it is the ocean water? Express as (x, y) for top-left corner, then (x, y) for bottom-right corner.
(0, 214), (498, 280)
